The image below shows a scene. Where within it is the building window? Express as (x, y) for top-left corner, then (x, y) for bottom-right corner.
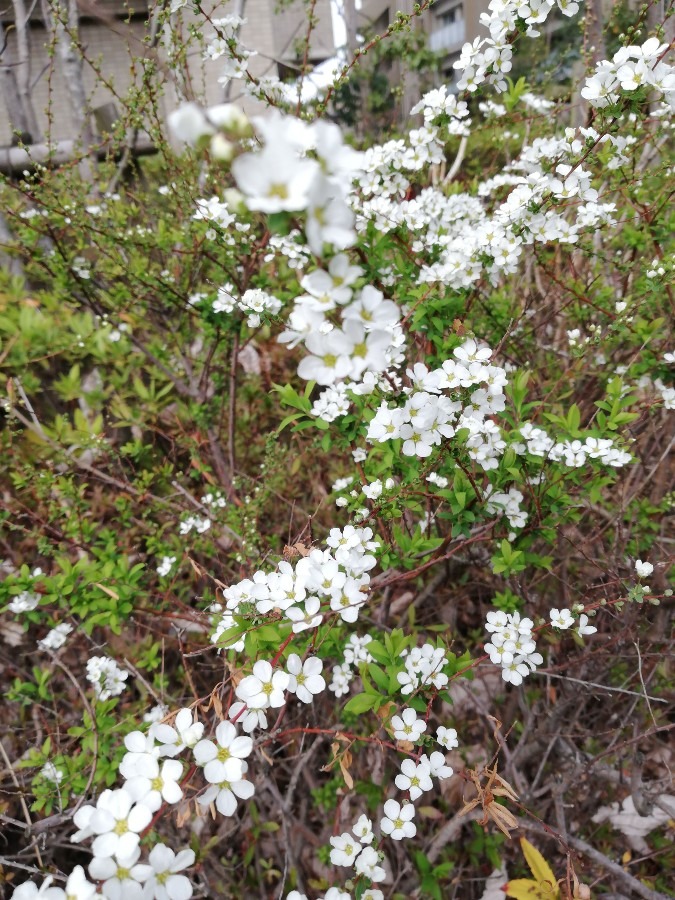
(428, 3), (465, 54)
(439, 4), (463, 27)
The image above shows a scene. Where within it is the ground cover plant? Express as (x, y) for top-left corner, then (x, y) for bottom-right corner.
(0, 1), (674, 898)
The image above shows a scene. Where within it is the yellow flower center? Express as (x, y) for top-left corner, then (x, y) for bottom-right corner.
(268, 183), (289, 199)
(113, 818), (129, 835)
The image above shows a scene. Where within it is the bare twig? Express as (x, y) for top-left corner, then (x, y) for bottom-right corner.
(0, 741), (43, 866)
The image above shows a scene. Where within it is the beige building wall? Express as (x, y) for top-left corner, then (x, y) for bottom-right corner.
(0, 0), (334, 147)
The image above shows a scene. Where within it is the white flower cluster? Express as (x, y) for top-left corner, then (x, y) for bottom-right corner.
(655, 378), (675, 409)
(178, 514), (211, 535)
(227, 653), (325, 732)
(328, 632), (374, 697)
(201, 490), (227, 508)
(357, 88), (469, 202)
(486, 604), (600, 685)
(356, 105), (621, 293)
(211, 526), (379, 666)
(86, 656), (129, 701)
(549, 608), (597, 635)
(367, 338), (508, 468)
(156, 555), (176, 577)
(322, 712), (455, 899)
(265, 231), (312, 269)
(279, 265), (404, 392)
(14, 712), (221, 898)
(520, 92), (555, 113)
(329, 813), (384, 877)
(38, 622), (73, 652)
(485, 486), (528, 530)
(517, 424), (632, 467)
(8, 588), (40, 613)
(231, 113), (362, 249)
(453, 0), (581, 94)
(200, 16), (303, 107)
(484, 611), (542, 685)
(8, 566), (43, 613)
(288, 888), (381, 900)
(581, 37), (675, 110)
(397, 643), (449, 695)
(214, 284), (282, 328)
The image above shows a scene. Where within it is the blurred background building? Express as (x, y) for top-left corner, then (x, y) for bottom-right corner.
(0, 0), (334, 149)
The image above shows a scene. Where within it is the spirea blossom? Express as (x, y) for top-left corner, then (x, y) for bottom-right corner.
(380, 799), (416, 840)
(635, 559), (654, 578)
(390, 708), (427, 742)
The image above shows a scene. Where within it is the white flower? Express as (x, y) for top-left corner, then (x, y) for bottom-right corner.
(118, 731), (159, 780)
(156, 556), (176, 577)
(9, 589), (41, 613)
(577, 614), (597, 636)
(395, 757), (433, 800)
(123, 758), (184, 812)
(10, 878), (65, 899)
(232, 140), (319, 213)
(380, 799), (416, 840)
(329, 831), (360, 866)
(82, 789), (153, 859)
(635, 559), (653, 578)
(193, 721), (253, 783)
(354, 844), (386, 882)
(436, 726), (459, 751)
(454, 337), (492, 364)
(144, 844), (195, 900)
(352, 813), (374, 844)
(228, 700), (267, 733)
(63, 866), (97, 899)
(152, 707), (204, 755)
(549, 608), (575, 630)
(328, 663), (353, 697)
(286, 595), (324, 632)
(423, 750), (454, 780)
(235, 660), (290, 709)
(390, 707), (427, 742)
(168, 103), (214, 145)
(88, 846), (153, 900)
(40, 762), (64, 784)
(144, 704), (169, 725)
(37, 622), (73, 651)
(285, 654), (326, 703)
(197, 767), (255, 816)
(501, 659), (530, 685)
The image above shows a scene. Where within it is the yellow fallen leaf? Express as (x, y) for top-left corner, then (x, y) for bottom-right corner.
(520, 837), (559, 898)
(504, 878), (550, 899)
(504, 838), (559, 899)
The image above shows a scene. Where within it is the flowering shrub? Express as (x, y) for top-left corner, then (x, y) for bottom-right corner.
(0, 1), (673, 898)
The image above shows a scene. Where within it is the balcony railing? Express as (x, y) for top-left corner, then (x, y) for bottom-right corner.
(428, 20), (466, 53)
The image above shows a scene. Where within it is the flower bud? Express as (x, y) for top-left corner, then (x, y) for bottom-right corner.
(210, 133), (235, 161)
(168, 102), (214, 145)
(207, 103), (251, 138)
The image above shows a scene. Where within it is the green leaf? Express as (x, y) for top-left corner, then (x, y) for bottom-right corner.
(343, 693), (376, 715)
(368, 663), (390, 692)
